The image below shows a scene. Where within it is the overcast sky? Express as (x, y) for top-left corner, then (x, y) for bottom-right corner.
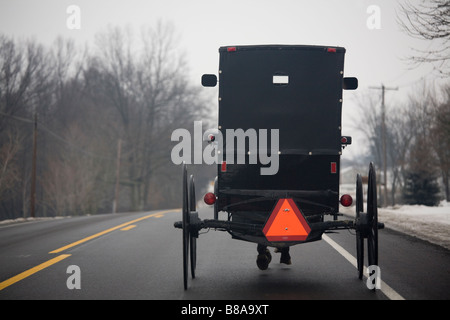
(0, 0), (446, 158)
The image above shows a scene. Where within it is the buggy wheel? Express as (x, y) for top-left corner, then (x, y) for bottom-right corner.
(355, 173), (364, 280)
(367, 163), (378, 267)
(182, 163), (190, 290)
(189, 174), (197, 279)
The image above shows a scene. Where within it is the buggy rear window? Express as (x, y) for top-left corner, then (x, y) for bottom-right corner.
(273, 75), (289, 85)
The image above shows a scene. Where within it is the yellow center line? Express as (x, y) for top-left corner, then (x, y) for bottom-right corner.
(121, 225), (136, 231)
(0, 254), (71, 291)
(0, 209), (178, 292)
(49, 209), (176, 254)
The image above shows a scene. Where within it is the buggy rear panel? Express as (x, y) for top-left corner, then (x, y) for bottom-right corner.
(216, 45), (346, 237)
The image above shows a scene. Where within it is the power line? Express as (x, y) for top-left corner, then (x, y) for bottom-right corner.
(0, 110), (35, 124)
(0, 110), (115, 161)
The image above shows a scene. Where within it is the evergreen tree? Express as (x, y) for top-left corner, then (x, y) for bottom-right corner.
(402, 137), (441, 206)
(403, 171), (441, 206)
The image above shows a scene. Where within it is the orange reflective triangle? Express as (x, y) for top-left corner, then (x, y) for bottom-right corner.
(263, 198), (311, 242)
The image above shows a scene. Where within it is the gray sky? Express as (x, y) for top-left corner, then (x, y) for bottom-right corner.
(0, 0), (446, 158)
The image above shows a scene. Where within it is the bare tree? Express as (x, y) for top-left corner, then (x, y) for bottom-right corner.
(0, 35), (54, 219)
(0, 128), (22, 203)
(39, 37), (115, 217)
(385, 107), (416, 205)
(354, 89), (425, 205)
(430, 84), (450, 200)
(0, 22), (211, 220)
(87, 22), (207, 211)
(41, 124), (105, 216)
(397, 0), (450, 75)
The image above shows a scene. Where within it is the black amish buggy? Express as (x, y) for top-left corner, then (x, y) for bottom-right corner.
(174, 45), (384, 290)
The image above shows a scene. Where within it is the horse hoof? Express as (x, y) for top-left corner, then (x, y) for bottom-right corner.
(256, 254), (269, 270)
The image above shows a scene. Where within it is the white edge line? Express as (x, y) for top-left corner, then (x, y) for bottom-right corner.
(322, 234), (405, 300)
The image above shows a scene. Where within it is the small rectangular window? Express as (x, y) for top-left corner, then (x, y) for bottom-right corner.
(273, 75), (289, 85)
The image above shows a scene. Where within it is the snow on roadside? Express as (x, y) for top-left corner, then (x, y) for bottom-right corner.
(341, 200), (450, 250)
(0, 216), (67, 226)
(378, 201), (450, 250)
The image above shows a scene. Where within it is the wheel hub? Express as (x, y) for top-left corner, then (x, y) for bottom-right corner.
(355, 212), (370, 238)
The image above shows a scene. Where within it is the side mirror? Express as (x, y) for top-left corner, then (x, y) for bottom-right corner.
(343, 77), (358, 90)
(202, 74), (217, 87)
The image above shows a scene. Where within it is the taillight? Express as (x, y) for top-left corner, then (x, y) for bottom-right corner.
(204, 192), (216, 205)
(340, 194), (353, 207)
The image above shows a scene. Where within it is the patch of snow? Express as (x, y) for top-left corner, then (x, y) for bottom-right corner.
(0, 216), (67, 226)
(378, 200), (450, 250)
(341, 200), (450, 250)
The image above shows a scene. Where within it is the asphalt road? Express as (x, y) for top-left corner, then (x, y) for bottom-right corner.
(0, 207), (449, 302)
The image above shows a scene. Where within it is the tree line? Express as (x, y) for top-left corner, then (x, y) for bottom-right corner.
(353, 0), (450, 207)
(0, 22), (214, 220)
(354, 81), (450, 206)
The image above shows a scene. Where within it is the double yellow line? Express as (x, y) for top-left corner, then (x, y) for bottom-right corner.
(0, 210), (175, 291)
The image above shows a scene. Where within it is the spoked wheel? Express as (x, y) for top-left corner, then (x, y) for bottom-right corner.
(182, 163), (190, 290)
(189, 174), (197, 279)
(355, 162), (380, 284)
(181, 162), (199, 290)
(355, 173), (365, 280)
(367, 162), (378, 267)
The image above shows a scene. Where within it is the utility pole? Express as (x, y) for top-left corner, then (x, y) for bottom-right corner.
(369, 84), (398, 207)
(30, 112), (37, 218)
(112, 138), (122, 213)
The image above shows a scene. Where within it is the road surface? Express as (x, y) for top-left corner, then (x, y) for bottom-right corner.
(0, 207), (449, 303)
